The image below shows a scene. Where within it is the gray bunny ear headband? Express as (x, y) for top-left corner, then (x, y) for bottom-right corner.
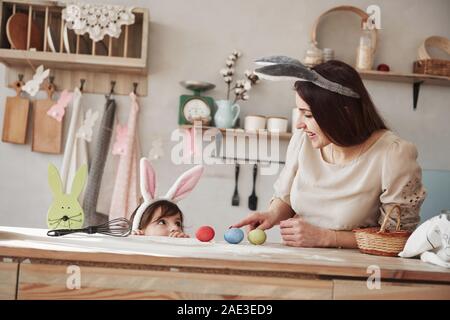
(254, 55), (360, 99)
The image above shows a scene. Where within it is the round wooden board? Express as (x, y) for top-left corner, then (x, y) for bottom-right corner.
(6, 13), (43, 51)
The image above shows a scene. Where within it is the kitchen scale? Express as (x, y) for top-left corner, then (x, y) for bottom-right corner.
(178, 81), (216, 126)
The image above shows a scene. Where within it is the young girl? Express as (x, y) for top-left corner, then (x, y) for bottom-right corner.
(130, 200), (189, 238)
(130, 157), (204, 238)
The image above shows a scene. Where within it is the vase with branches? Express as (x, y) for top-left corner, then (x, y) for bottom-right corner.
(215, 50), (259, 128)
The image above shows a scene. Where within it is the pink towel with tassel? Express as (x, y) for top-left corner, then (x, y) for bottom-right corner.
(109, 92), (140, 219)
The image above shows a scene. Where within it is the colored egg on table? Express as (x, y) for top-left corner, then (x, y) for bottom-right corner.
(196, 226), (215, 242)
(248, 229), (266, 245)
(224, 228), (244, 244)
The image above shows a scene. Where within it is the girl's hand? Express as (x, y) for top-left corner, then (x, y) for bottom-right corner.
(232, 211), (279, 232)
(280, 216), (334, 247)
(169, 231), (190, 238)
(132, 229), (144, 235)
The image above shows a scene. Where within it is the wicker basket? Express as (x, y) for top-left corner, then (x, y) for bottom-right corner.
(353, 205), (412, 257)
(413, 36), (450, 77)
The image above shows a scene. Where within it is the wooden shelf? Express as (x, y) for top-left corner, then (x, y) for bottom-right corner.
(359, 70), (450, 86)
(179, 125), (293, 141)
(359, 70), (450, 110)
(0, 49), (147, 74)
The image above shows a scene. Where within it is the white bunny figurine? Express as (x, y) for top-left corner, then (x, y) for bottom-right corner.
(132, 157), (204, 231)
(399, 213), (450, 268)
(22, 65), (50, 97)
(148, 137), (164, 160)
(76, 109), (100, 143)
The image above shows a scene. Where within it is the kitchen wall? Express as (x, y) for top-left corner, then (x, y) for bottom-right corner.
(1, 0), (449, 242)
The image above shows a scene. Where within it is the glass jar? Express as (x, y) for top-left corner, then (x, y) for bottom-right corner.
(356, 23), (374, 70)
(303, 42), (323, 67)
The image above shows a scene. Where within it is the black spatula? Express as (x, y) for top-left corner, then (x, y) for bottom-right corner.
(232, 164), (240, 206)
(248, 164), (258, 210)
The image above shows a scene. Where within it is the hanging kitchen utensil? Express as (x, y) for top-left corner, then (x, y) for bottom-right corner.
(47, 218), (131, 237)
(32, 80), (64, 154)
(248, 164), (258, 211)
(6, 12), (43, 50)
(2, 76), (30, 144)
(232, 163), (240, 206)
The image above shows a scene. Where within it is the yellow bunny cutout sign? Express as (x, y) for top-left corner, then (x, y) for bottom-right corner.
(47, 163), (87, 230)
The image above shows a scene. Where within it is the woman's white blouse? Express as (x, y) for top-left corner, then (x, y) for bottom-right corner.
(273, 130), (426, 231)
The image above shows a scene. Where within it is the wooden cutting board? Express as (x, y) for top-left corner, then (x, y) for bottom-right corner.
(32, 84), (63, 154)
(1, 80), (30, 144)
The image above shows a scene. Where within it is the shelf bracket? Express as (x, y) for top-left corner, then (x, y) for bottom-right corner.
(413, 81), (424, 110)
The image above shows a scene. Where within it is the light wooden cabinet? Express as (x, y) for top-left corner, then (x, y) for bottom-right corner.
(0, 260), (18, 300)
(333, 279), (450, 300)
(17, 263), (333, 300)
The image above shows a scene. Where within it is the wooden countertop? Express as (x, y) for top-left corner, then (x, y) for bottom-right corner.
(1, 226), (449, 284)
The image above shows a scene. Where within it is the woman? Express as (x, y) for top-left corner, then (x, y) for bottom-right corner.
(233, 57), (426, 249)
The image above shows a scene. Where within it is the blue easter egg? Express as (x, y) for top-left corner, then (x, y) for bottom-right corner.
(224, 228), (244, 244)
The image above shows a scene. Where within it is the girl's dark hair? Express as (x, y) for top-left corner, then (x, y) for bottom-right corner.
(295, 60), (388, 147)
(130, 200), (184, 230)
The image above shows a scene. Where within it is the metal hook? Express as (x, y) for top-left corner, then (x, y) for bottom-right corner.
(109, 81), (116, 95)
(80, 79), (86, 92)
(133, 82), (138, 94)
(18, 74), (24, 82)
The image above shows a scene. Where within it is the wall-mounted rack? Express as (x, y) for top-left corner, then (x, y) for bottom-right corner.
(0, 0), (149, 96)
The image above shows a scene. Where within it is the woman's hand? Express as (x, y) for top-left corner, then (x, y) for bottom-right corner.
(232, 211), (280, 232)
(280, 216), (335, 247)
(131, 229), (144, 235)
(169, 230), (190, 238)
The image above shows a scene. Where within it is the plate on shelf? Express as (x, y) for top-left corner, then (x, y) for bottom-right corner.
(6, 13), (42, 51)
(63, 24), (71, 54)
(46, 27), (56, 53)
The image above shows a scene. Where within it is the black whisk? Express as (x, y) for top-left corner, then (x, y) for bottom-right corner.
(47, 218), (131, 237)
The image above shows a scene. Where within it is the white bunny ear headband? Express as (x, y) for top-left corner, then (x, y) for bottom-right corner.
(254, 55), (360, 99)
(132, 158), (204, 231)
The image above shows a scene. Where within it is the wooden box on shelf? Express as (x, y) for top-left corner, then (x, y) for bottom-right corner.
(0, 0), (149, 96)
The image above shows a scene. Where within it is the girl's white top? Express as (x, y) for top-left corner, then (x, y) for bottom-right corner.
(273, 130), (426, 231)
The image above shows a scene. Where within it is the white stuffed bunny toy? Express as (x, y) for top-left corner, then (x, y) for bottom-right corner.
(132, 157), (204, 231)
(399, 213), (450, 268)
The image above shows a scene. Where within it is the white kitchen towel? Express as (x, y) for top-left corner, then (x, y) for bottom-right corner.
(60, 87), (89, 203)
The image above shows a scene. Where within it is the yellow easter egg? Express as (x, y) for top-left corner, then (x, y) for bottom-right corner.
(248, 229), (266, 245)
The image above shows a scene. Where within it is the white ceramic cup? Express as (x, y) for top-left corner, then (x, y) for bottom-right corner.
(291, 108), (300, 132)
(244, 115), (266, 132)
(267, 117), (288, 133)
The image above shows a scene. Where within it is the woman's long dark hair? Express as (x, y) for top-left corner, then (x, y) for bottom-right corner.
(295, 60), (388, 147)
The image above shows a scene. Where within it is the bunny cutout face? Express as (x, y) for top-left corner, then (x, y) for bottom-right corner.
(22, 65), (50, 97)
(47, 90), (74, 122)
(132, 158), (204, 231)
(47, 164), (87, 230)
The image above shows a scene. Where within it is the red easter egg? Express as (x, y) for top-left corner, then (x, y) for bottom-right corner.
(196, 226), (215, 242)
